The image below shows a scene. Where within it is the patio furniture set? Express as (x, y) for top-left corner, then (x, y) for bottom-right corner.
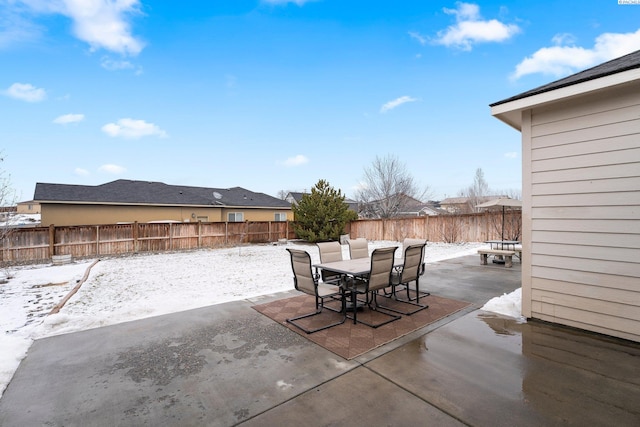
(477, 240), (522, 268)
(285, 238), (430, 334)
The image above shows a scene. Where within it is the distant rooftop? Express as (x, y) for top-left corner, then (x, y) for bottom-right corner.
(34, 180), (291, 208)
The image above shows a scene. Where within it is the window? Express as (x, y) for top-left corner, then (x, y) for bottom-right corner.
(228, 212), (244, 222)
(274, 212), (287, 222)
(196, 216), (209, 222)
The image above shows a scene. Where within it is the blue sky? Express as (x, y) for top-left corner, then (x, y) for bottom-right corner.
(2, 0), (639, 203)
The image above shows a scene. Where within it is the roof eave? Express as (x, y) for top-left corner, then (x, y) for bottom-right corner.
(35, 200), (291, 209)
(491, 67), (640, 131)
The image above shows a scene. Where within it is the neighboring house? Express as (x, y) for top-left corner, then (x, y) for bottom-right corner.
(358, 193), (439, 218)
(17, 201), (41, 214)
(34, 180), (293, 227)
(396, 199), (443, 217)
(285, 191), (359, 213)
(491, 50), (640, 343)
(440, 196), (500, 214)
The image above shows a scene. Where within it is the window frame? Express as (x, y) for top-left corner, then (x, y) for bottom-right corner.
(227, 212), (244, 222)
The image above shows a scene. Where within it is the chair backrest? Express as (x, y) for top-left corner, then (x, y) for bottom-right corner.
(286, 248), (317, 296)
(403, 238), (427, 248)
(403, 238), (427, 275)
(367, 247), (397, 291)
(400, 244), (426, 283)
(317, 241), (343, 263)
(348, 238), (369, 259)
(317, 241), (343, 282)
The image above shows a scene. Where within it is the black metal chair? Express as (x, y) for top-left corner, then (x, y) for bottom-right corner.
(348, 246), (401, 328)
(285, 248), (346, 334)
(378, 243), (429, 315)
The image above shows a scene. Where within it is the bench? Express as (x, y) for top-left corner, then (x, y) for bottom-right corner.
(477, 249), (516, 268)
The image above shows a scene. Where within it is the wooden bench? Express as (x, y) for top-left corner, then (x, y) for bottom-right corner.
(478, 249), (516, 268)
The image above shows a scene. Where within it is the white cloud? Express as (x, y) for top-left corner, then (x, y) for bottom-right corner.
(504, 152), (518, 159)
(74, 168), (90, 176)
(434, 2), (520, 51)
(512, 28), (640, 80)
(408, 31), (427, 46)
(380, 96), (418, 113)
(3, 82), (46, 102)
(283, 155), (309, 167)
(101, 118), (168, 139)
(100, 56), (142, 73)
(53, 113), (85, 124)
(0, 3), (43, 48)
(6, 0), (144, 55)
(98, 164), (126, 174)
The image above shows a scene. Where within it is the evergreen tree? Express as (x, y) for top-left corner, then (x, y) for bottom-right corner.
(292, 179), (358, 242)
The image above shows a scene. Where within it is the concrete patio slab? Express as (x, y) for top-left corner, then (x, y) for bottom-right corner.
(1, 255), (638, 426)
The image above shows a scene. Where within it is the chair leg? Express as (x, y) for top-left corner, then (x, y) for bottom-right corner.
(347, 291), (401, 328)
(286, 293), (346, 334)
(376, 280), (429, 316)
(403, 280), (430, 302)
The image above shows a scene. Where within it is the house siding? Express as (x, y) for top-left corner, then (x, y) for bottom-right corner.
(524, 83), (640, 342)
(41, 204), (293, 226)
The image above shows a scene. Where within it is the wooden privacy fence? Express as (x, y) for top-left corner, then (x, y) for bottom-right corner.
(1, 211), (520, 264)
(346, 211), (521, 244)
(1, 221), (296, 264)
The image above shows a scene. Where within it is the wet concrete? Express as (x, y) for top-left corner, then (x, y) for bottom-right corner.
(0, 301), (359, 426)
(1, 255), (639, 426)
(367, 312), (640, 426)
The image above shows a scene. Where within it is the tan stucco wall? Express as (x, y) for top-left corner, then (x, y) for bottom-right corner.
(17, 202), (41, 214)
(40, 204), (293, 226)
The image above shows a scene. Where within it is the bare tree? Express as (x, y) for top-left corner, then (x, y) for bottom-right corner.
(0, 155), (18, 270)
(356, 154), (431, 219)
(459, 168), (491, 213)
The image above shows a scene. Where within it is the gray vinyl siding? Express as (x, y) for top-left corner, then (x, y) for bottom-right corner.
(527, 83), (640, 342)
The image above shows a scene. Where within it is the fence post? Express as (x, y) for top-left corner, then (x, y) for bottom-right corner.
(133, 222), (138, 253)
(49, 224), (55, 258)
(198, 221), (202, 248)
(96, 225), (100, 256)
(169, 222), (173, 251)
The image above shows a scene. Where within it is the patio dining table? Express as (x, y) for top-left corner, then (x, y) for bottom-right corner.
(313, 257), (404, 279)
(313, 257), (404, 311)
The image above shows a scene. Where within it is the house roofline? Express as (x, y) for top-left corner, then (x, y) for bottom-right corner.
(491, 67), (640, 131)
(35, 200), (292, 210)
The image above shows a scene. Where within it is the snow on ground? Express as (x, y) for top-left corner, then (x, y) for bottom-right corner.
(0, 240), (521, 397)
(481, 288), (525, 322)
(0, 213), (41, 227)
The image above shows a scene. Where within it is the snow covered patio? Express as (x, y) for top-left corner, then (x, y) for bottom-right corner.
(1, 253), (638, 426)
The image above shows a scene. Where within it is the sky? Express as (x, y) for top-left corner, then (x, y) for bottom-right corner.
(1, 0), (640, 203)
(1, 240), (520, 397)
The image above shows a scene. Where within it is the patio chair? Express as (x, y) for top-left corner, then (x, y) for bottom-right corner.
(348, 237), (369, 259)
(285, 248), (346, 334)
(378, 243), (429, 315)
(399, 238), (430, 301)
(403, 238), (427, 276)
(316, 241), (343, 284)
(348, 246), (401, 328)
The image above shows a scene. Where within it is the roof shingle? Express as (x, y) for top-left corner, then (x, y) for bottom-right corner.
(34, 180), (291, 208)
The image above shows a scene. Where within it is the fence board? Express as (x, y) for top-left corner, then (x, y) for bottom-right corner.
(0, 213), (520, 264)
